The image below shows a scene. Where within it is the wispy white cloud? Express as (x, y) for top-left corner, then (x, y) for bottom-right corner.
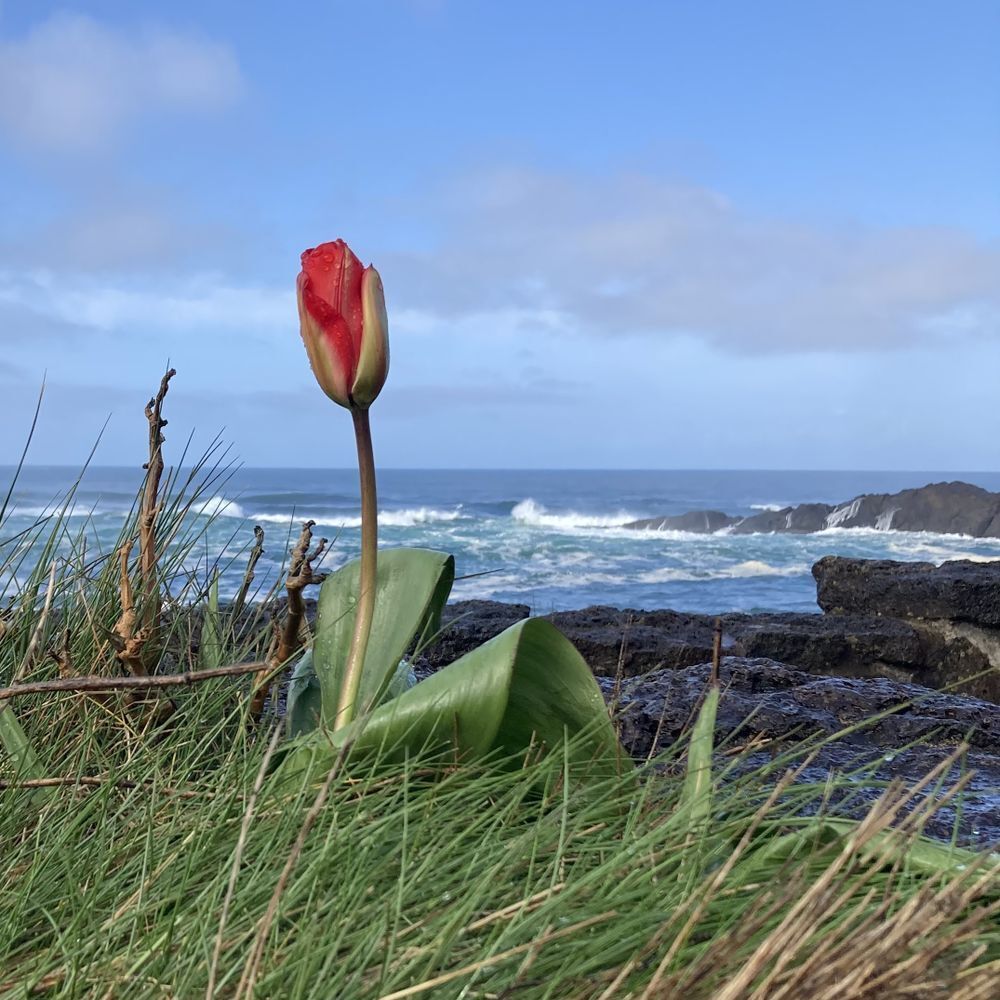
(5, 161), (998, 359)
(384, 166), (1000, 353)
(0, 271), (289, 333)
(0, 13), (243, 151)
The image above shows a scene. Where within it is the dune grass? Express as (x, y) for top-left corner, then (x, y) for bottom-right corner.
(1, 433), (999, 997)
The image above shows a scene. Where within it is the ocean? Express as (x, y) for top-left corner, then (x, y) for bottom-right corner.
(5, 467), (1000, 613)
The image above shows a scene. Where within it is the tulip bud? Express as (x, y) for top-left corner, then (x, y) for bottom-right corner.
(297, 239), (390, 409)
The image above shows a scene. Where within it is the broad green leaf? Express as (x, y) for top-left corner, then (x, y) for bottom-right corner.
(286, 649), (321, 737)
(275, 618), (630, 787)
(288, 653), (418, 738)
(736, 819), (998, 880)
(678, 684), (719, 829)
(198, 572), (221, 671)
(0, 703), (50, 802)
(312, 548), (454, 727)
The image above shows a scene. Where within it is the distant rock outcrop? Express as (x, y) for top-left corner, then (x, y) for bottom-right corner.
(626, 481), (1000, 537)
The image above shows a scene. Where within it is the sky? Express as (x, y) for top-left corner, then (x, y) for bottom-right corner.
(0, 0), (998, 470)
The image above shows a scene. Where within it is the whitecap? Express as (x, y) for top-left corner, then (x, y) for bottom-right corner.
(193, 496), (244, 518)
(252, 506), (465, 529)
(636, 561), (813, 584)
(511, 498), (643, 531)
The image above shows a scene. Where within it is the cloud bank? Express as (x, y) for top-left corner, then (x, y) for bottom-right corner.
(387, 167), (1000, 353)
(0, 13), (243, 151)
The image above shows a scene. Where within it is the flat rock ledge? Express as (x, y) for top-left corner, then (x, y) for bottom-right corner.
(415, 594), (1000, 704)
(609, 658), (1000, 850)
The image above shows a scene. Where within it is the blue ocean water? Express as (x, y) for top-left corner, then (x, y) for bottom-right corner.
(4, 466), (1000, 613)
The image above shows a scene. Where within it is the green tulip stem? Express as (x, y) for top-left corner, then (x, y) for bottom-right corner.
(335, 407), (378, 730)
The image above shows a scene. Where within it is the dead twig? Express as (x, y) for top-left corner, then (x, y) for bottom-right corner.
(0, 775), (202, 798)
(249, 520), (327, 720)
(232, 524), (265, 622)
(140, 367), (175, 662)
(112, 539), (147, 677)
(0, 660), (269, 701)
(711, 616), (722, 686)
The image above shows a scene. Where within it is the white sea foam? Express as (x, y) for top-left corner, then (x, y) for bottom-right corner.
(251, 506), (465, 528)
(9, 504), (129, 520)
(193, 496), (245, 519)
(875, 507), (899, 531)
(824, 498), (862, 528)
(511, 498), (640, 531)
(814, 525), (1000, 546)
(636, 561), (812, 584)
(750, 503), (789, 512)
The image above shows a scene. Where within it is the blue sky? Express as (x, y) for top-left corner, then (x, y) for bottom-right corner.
(0, 1), (997, 469)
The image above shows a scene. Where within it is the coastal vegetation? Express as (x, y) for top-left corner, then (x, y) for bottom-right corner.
(1, 239), (998, 997)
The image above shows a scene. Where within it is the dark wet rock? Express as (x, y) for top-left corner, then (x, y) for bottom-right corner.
(519, 605), (992, 700)
(607, 657), (1000, 848)
(723, 611), (997, 702)
(414, 600), (530, 674)
(541, 606), (720, 676)
(630, 510), (740, 533)
(625, 480), (1000, 537)
(815, 556), (1000, 627)
(729, 502), (834, 534)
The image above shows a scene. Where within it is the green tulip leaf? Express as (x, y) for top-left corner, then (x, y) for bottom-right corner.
(287, 651), (418, 739)
(312, 548), (454, 728)
(0, 703), (50, 803)
(678, 683), (719, 829)
(275, 618), (630, 786)
(198, 572), (221, 672)
(286, 649), (322, 737)
(733, 817), (999, 882)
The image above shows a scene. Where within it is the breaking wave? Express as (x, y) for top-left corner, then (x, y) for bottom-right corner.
(252, 506), (465, 528)
(193, 496), (245, 518)
(636, 561), (813, 584)
(511, 498), (639, 530)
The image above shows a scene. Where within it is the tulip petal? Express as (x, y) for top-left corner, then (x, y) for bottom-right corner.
(352, 266), (390, 408)
(297, 272), (353, 407)
(301, 240), (365, 359)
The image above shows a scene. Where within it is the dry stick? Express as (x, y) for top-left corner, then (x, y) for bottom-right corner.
(139, 368), (174, 665)
(0, 660), (269, 701)
(711, 616), (722, 686)
(206, 723), (285, 1000)
(249, 521), (326, 719)
(0, 776), (201, 798)
(232, 525), (265, 622)
(112, 539), (147, 677)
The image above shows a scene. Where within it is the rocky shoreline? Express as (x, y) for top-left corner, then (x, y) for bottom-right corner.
(406, 556), (1000, 848)
(246, 555), (1000, 847)
(626, 480), (1000, 537)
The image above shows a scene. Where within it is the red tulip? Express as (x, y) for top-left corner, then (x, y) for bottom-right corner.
(297, 239), (389, 409)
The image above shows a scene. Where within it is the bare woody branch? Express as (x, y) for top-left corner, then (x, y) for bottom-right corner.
(112, 538), (147, 677)
(249, 520), (327, 719)
(232, 524), (265, 621)
(0, 660), (269, 701)
(140, 366), (175, 667)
